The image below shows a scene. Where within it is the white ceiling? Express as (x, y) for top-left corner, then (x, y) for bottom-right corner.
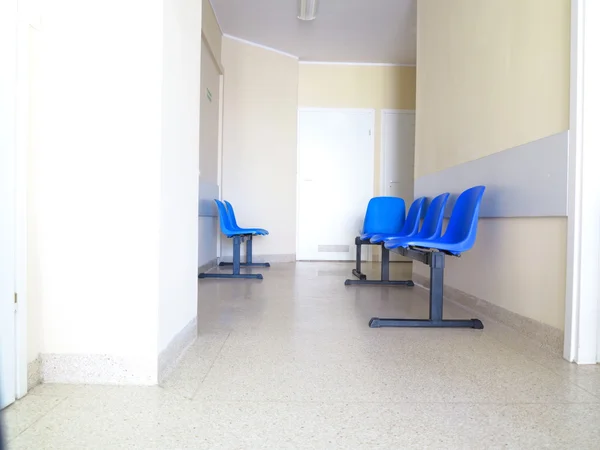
(210, 0), (417, 65)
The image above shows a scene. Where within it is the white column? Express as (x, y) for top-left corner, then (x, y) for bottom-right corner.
(564, 0), (600, 364)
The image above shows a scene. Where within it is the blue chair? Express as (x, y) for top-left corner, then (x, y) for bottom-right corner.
(385, 186), (485, 255)
(346, 197), (423, 287)
(377, 192), (449, 244)
(369, 197), (426, 243)
(369, 186), (486, 330)
(347, 197), (405, 284)
(198, 200), (269, 280)
(224, 201), (269, 236)
(359, 197), (406, 241)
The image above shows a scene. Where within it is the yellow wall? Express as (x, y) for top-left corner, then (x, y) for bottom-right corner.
(415, 0), (570, 330)
(416, 0), (570, 177)
(298, 64), (416, 194)
(221, 37), (299, 258)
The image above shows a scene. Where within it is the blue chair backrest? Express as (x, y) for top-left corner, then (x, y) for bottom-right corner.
(214, 199), (235, 235)
(399, 197), (426, 237)
(224, 200), (239, 228)
(362, 197), (406, 234)
(416, 193), (450, 240)
(443, 186), (486, 251)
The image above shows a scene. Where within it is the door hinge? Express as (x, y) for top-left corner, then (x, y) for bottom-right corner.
(14, 293), (18, 311)
(14, 293), (17, 303)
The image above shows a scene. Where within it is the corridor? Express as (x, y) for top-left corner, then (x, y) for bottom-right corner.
(4, 262), (600, 449)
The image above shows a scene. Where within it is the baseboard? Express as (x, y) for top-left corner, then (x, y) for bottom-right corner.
(218, 253), (296, 264)
(413, 273), (564, 355)
(41, 354), (157, 385)
(158, 317), (197, 384)
(27, 356), (42, 390)
(198, 258), (218, 275)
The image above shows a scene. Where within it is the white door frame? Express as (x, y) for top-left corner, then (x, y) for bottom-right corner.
(200, 32), (225, 260)
(295, 107), (376, 260)
(15, 4), (31, 398)
(379, 109), (415, 196)
(564, 0), (600, 364)
(1, 0), (29, 400)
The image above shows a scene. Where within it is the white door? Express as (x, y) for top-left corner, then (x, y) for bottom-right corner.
(381, 111), (415, 200)
(0, 0), (17, 409)
(381, 111), (415, 262)
(297, 109), (374, 261)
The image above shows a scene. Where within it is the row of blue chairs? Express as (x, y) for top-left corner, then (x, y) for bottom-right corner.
(371, 185), (484, 254)
(198, 200), (270, 280)
(347, 186), (486, 330)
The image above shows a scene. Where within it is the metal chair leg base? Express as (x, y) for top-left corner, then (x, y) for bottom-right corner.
(198, 273), (263, 280)
(352, 269), (367, 280)
(219, 262), (270, 268)
(369, 317), (483, 329)
(345, 279), (415, 286)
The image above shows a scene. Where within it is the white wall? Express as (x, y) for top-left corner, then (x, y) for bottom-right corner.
(158, 0), (202, 353)
(221, 37), (299, 260)
(27, 0), (202, 383)
(37, 0), (163, 367)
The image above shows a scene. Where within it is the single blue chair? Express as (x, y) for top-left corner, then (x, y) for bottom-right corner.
(369, 197), (427, 243)
(346, 197), (423, 287)
(198, 200), (268, 280)
(224, 201), (269, 236)
(378, 192), (450, 245)
(385, 186), (485, 255)
(349, 197), (405, 282)
(369, 186), (486, 331)
(359, 197), (406, 241)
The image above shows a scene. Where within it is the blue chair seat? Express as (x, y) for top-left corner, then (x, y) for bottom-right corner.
(224, 200), (269, 236)
(359, 231), (379, 240)
(368, 232), (402, 243)
(385, 186), (485, 255)
(369, 197), (426, 244)
(360, 197), (406, 238)
(374, 193), (450, 244)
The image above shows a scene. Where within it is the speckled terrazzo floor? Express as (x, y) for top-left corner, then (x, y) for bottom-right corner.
(3, 262), (600, 449)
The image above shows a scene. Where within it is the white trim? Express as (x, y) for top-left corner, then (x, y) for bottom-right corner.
(564, 0), (600, 364)
(222, 34), (299, 60)
(41, 354), (157, 385)
(158, 317), (197, 384)
(295, 108), (301, 261)
(379, 110), (415, 196)
(296, 108), (375, 261)
(15, 9), (29, 398)
(297, 107), (377, 114)
(380, 109), (416, 114)
(299, 61), (416, 68)
(216, 71), (224, 258)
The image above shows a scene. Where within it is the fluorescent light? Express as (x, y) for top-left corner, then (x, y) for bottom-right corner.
(298, 0), (318, 21)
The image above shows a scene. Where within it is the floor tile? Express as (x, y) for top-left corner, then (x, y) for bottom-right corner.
(10, 400), (600, 449)
(1, 392), (65, 442)
(5, 262), (600, 449)
(160, 331), (231, 399)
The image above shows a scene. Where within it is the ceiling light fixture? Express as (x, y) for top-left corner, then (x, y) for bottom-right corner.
(298, 0), (318, 21)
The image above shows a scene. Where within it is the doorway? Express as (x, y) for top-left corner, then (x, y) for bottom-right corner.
(296, 108), (374, 261)
(381, 110), (415, 262)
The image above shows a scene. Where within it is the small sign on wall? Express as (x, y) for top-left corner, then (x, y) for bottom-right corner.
(206, 88), (212, 102)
